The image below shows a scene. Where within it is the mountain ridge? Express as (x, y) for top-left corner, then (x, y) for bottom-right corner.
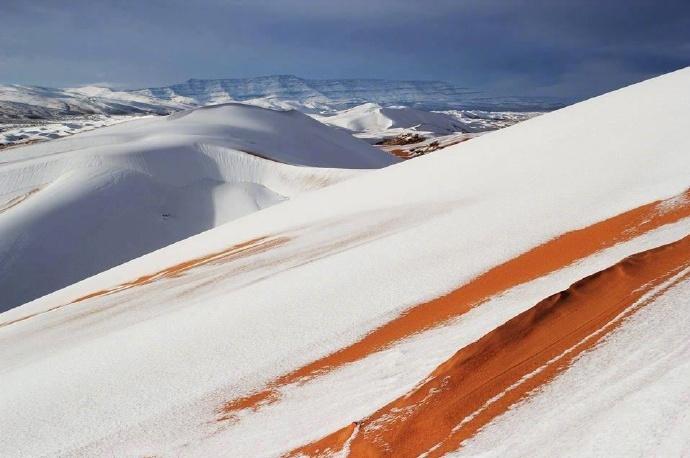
(132, 74), (567, 111)
(1, 75), (569, 122)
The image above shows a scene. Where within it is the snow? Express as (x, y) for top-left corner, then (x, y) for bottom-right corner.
(0, 103), (393, 310)
(74, 218), (690, 458)
(134, 75), (467, 112)
(134, 75), (564, 112)
(162, 103), (397, 167)
(313, 102), (469, 138)
(0, 115), (142, 149)
(312, 103), (542, 152)
(1, 78), (545, 151)
(0, 67), (689, 456)
(0, 83), (182, 121)
(440, 109), (543, 132)
(455, 272), (690, 457)
(1, 75), (557, 126)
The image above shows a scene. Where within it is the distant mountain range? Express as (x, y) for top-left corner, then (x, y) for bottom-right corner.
(132, 75), (536, 111)
(0, 84), (179, 122)
(0, 75), (569, 122)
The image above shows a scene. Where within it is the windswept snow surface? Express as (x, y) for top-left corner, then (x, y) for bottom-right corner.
(0, 103), (393, 310)
(1, 68), (689, 457)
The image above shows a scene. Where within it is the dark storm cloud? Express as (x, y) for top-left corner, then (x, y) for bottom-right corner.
(1, 0), (688, 99)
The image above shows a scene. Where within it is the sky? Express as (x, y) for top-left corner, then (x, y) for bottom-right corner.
(1, 0), (689, 100)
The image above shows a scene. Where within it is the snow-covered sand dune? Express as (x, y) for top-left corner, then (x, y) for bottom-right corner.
(313, 103), (541, 159)
(0, 103), (395, 310)
(1, 68), (689, 457)
(314, 102), (468, 137)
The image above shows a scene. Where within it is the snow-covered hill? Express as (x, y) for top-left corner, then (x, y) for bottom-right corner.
(312, 103), (541, 158)
(0, 84), (182, 121)
(314, 102), (469, 137)
(0, 103), (394, 310)
(1, 68), (689, 457)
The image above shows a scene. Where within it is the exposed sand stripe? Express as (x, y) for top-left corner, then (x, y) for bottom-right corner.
(290, 235), (690, 457)
(0, 236), (287, 330)
(218, 189), (690, 420)
(72, 236), (288, 302)
(0, 187), (40, 214)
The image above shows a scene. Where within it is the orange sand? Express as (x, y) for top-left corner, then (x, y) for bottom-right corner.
(218, 189), (690, 420)
(72, 235), (288, 302)
(0, 236), (287, 330)
(292, 234), (690, 457)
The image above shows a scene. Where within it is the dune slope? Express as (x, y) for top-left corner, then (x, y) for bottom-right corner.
(0, 103), (394, 310)
(0, 68), (689, 457)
